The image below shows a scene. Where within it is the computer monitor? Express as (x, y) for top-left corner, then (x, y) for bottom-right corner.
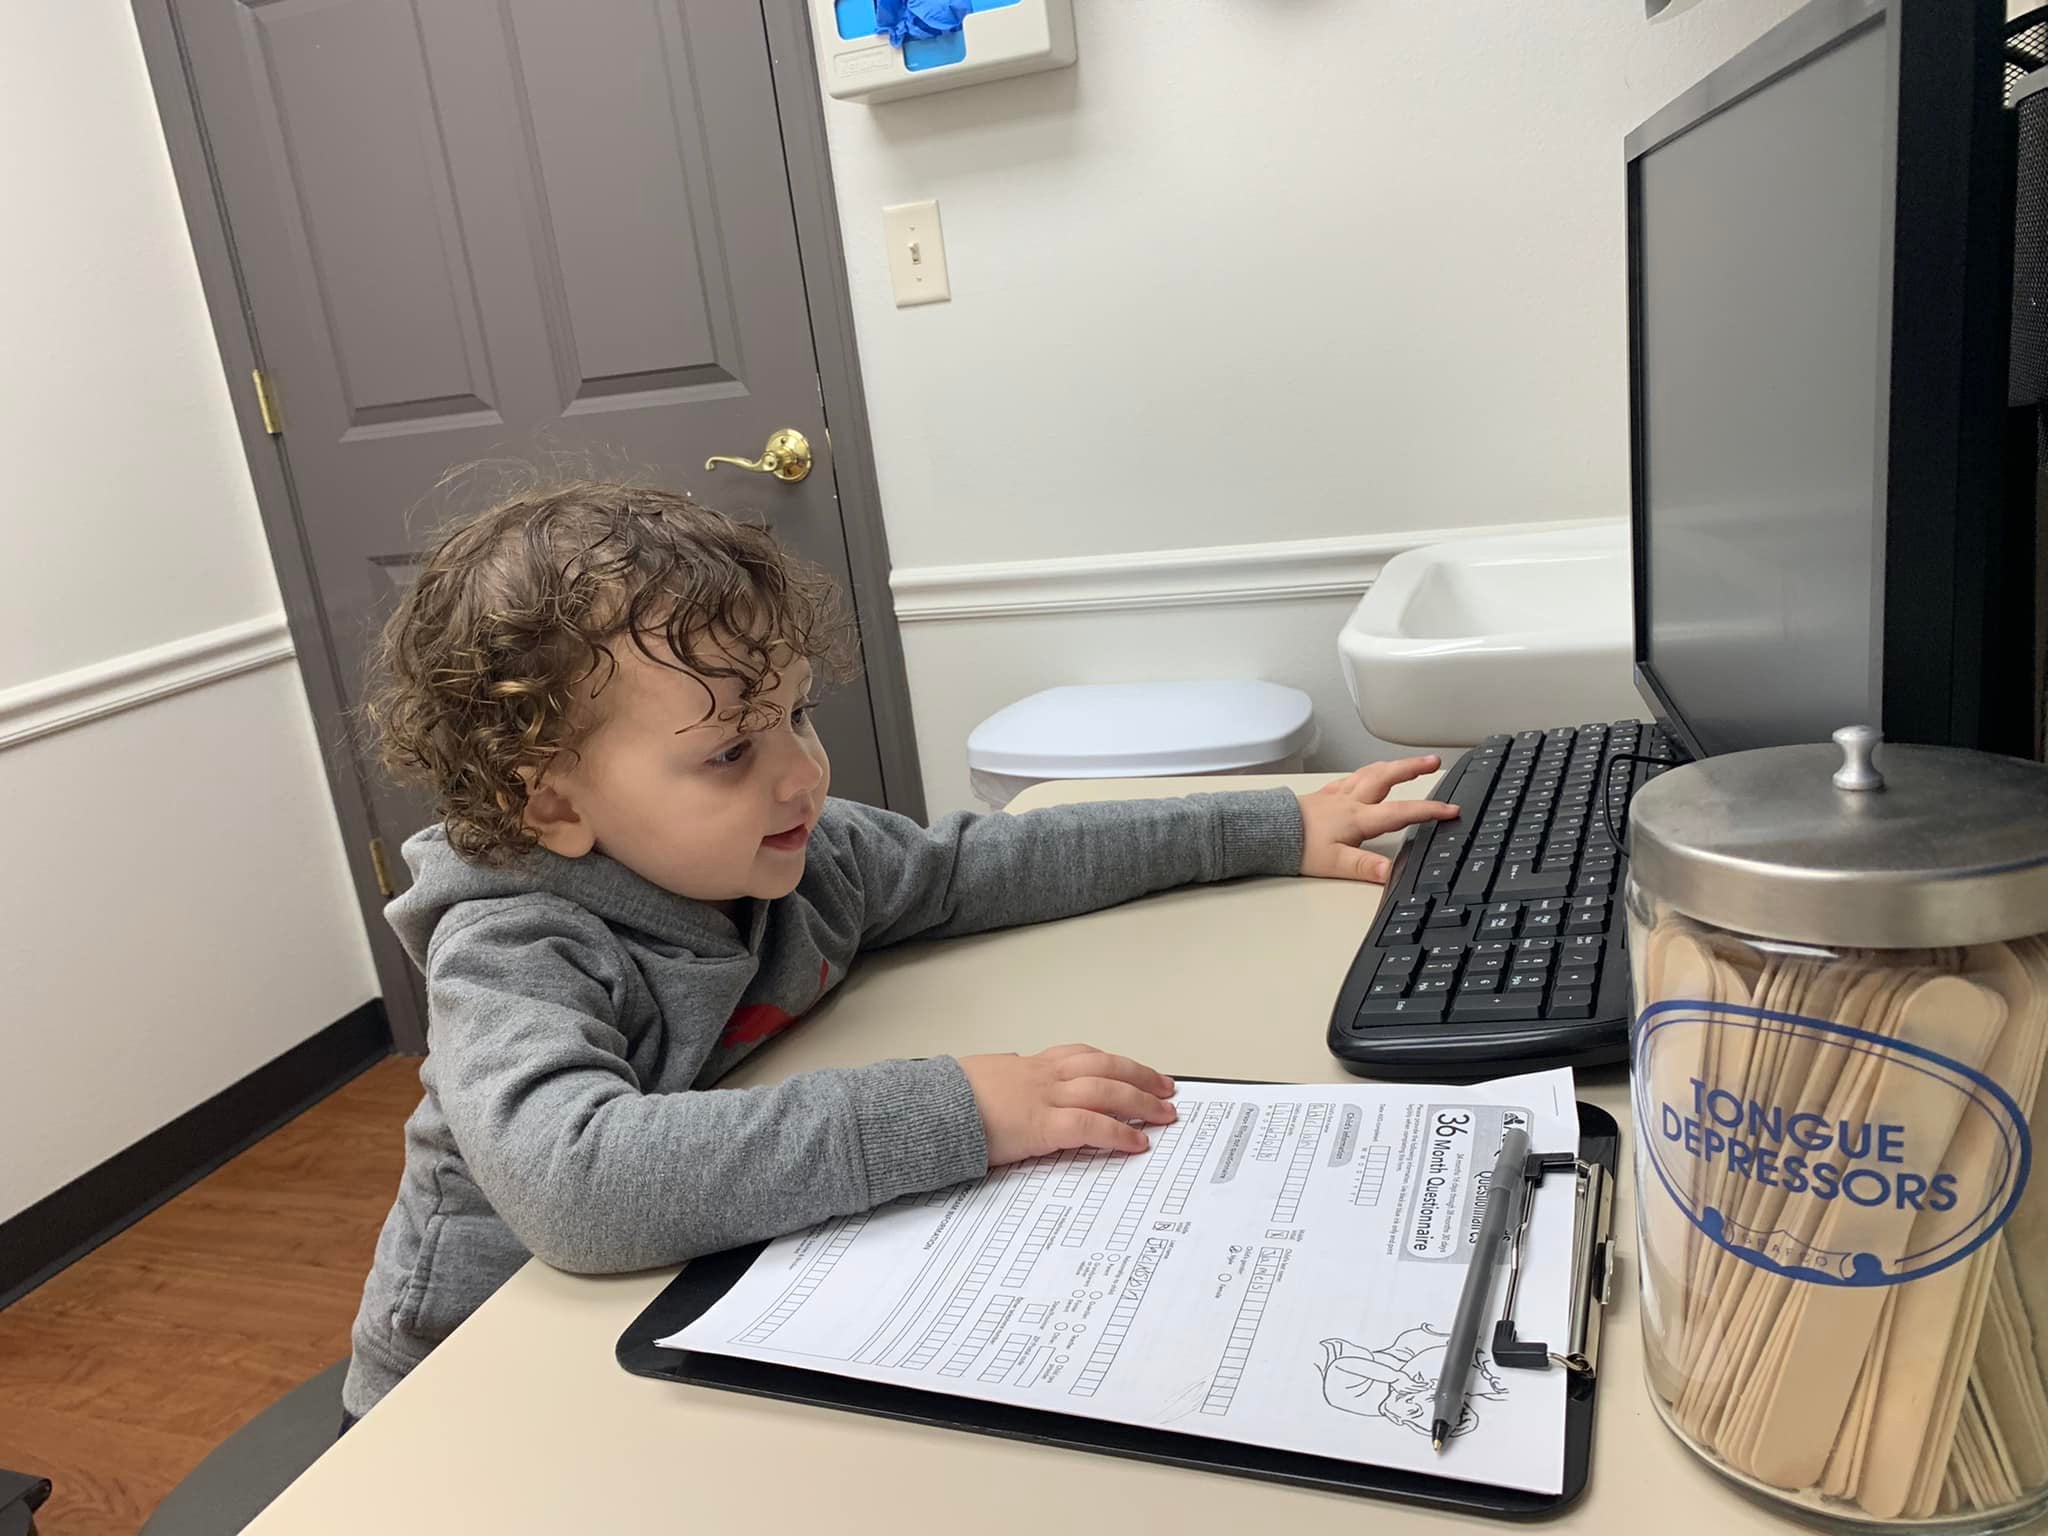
(1625, 0), (2038, 761)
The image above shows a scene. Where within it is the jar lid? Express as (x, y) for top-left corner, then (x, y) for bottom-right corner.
(1627, 726), (2048, 949)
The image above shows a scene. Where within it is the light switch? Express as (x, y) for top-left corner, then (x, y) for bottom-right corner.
(883, 199), (951, 307)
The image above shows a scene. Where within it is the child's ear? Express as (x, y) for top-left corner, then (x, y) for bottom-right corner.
(521, 773), (596, 858)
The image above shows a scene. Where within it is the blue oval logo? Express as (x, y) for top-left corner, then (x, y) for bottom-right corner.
(1633, 1000), (2031, 1286)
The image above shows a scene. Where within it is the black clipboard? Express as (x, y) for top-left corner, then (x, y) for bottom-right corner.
(618, 1098), (1619, 1521)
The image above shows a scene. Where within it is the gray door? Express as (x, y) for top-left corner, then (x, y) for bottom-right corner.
(169, 1), (894, 1026)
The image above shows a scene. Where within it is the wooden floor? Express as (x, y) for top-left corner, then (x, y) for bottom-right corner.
(0, 1056), (420, 1534)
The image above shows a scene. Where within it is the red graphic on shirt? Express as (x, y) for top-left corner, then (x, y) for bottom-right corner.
(719, 959), (831, 1049)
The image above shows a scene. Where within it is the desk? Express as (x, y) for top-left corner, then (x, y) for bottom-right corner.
(249, 776), (1771, 1534)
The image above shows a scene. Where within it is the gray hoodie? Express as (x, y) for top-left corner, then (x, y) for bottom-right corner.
(342, 788), (1306, 1417)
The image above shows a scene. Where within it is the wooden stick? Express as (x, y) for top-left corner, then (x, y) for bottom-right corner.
(1908, 1247), (1999, 1516)
(1860, 946), (2046, 1515)
(1823, 1288), (1896, 1497)
(1687, 957), (1835, 1448)
(1693, 968), (1905, 1452)
(1987, 1241), (2048, 1481)
(1681, 960), (1846, 1387)
(1742, 976), (2006, 1490)
(1673, 953), (1787, 1428)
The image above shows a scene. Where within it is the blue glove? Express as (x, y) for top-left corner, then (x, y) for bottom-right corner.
(876, 0), (975, 45)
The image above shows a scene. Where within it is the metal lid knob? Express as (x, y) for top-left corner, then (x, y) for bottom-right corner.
(1831, 724), (1884, 792)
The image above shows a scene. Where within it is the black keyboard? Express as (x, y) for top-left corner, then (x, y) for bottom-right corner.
(1328, 720), (1686, 1080)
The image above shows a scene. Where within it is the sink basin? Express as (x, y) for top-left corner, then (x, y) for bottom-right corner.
(1338, 523), (1644, 748)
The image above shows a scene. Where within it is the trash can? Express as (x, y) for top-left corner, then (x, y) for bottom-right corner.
(965, 680), (1318, 810)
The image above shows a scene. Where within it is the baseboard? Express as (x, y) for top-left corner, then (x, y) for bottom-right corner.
(0, 1000), (392, 1310)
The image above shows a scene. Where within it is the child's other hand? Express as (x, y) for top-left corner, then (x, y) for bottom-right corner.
(960, 1045), (1178, 1165)
(1298, 757), (1460, 883)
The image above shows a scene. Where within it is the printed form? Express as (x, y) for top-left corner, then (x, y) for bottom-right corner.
(661, 1068), (1577, 1494)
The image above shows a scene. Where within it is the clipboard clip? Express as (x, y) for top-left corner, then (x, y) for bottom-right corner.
(1490, 1152), (1616, 1380)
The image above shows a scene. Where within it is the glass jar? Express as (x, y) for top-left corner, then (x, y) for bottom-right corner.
(1625, 727), (2048, 1533)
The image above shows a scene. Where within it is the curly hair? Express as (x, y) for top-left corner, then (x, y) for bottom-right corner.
(366, 479), (856, 864)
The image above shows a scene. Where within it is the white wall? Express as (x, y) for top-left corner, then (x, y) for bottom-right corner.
(0, 1), (377, 1225)
(819, 0), (1805, 812)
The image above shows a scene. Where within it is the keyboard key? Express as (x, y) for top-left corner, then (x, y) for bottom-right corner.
(1522, 909), (1562, 936)
(1516, 939), (1559, 963)
(1472, 940), (1513, 960)
(1566, 909), (1607, 934)
(1562, 935), (1605, 964)
(1428, 749), (1500, 852)
(1574, 867), (1616, 894)
(1453, 857), (1498, 902)
(1354, 995), (1447, 1025)
(1449, 993), (1544, 1024)
(1377, 946), (1423, 975)
(1495, 860), (1573, 899)
(1383, 919), (1421, 941)
(1558, 965), (1599, 989)
(1417, 859), (1457, 895)
(1411, 977), (1454, 998)
(1458, 970), (1502, 995)
(1507, 971), (1548, 992)
(1478, 910), (1520, 939)
(1467, 950), (1507, 974)
(1548, 988), (1595, 1019)
(1426, 904), (1468, 930)
(1370, 979), (1408, 998)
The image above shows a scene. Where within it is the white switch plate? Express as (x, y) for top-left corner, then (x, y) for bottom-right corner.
(883, 200), (951, 307)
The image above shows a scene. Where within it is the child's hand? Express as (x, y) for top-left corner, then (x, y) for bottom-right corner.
(1298, 757), (1460, 883)
(960, 1045), (1178, 1164)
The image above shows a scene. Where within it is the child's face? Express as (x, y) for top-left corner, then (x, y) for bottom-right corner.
(521, 635), (830, 905)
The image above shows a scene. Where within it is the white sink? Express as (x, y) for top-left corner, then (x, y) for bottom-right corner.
(1338, 523), (1645, 748)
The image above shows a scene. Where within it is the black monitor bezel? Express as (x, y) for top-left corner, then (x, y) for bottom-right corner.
(1625, 0), (2017, 759)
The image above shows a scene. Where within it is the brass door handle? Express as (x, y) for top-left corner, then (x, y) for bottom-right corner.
(705, 428), (812, 483)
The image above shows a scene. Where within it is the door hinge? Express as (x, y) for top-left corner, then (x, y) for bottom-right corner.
(252, 367), (283, 435)
(369, 836), (395, 899)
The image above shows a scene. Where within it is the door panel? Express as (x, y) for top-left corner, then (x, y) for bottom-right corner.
(173, 0), (891, 895)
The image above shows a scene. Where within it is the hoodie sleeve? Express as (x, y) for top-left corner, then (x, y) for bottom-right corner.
(421, 898), (988, 1273)
(820, 788), (1305, 951)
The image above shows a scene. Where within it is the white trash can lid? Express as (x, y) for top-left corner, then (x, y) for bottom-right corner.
(966, 680), (1316, 780)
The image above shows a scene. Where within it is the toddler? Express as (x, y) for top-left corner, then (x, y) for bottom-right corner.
(341, 481), (1454, 1423)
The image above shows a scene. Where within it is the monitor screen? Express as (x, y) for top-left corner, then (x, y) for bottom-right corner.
(1633, 16), (1889, 757)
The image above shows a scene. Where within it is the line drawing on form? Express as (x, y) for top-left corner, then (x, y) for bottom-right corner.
(1315, 1325), (1507, 1439)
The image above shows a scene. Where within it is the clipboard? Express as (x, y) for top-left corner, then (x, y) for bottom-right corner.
(617, 1097), (1619, 1521)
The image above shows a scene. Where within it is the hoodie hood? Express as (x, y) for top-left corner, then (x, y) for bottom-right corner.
(385, 825), (755, 970)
